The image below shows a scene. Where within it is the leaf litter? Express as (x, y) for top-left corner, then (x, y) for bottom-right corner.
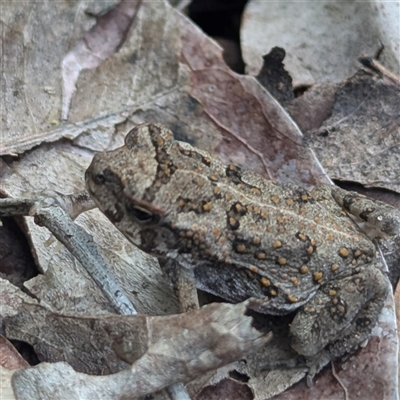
(0, 0), (399, 399)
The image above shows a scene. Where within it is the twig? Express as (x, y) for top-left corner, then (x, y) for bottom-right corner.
(359, 56), (400, 85)
(34, 205), (137, 315)
(331, 362), (349, 400)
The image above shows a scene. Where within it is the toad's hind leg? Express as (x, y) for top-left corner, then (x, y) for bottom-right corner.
(289, 265), (390, 381)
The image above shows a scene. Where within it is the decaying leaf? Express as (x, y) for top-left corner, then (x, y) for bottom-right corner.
(1, 1), (399, 399)
(6, 300), (272, 399)
(304, 70), (400, 194)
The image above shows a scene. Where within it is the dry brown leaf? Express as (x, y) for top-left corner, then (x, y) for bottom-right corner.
(7, 300), (272, 399)
(1, 276), (305, 399)
(302, 70), (400, 194)
(260, 55), (400, 198)
(1, 1), (122, 155)
(61, 0), (142, 119)
(1, 1), (398, 398)
(0, 277), (38, 317)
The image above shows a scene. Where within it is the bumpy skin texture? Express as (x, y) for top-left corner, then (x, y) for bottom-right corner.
(85, 123), (397, 371)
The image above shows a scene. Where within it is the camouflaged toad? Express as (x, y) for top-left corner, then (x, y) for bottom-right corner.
(85, 123), (399, 379)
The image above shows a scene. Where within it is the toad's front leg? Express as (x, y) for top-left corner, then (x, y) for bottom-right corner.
(289, 263), (390, 383)
(330, 185), (400, 237)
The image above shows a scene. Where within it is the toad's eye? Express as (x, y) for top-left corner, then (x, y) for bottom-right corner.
(92, 168), (121, 186)
(93, 173), (105, 185)
(128, 204), (160, 225)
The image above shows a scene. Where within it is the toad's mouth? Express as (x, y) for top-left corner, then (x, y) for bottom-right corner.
(122, 188), (167, 217)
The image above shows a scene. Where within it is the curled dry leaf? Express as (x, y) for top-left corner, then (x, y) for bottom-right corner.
(7, 301), (272, 399)
(0, 244), (306, 400)
(257, 52), (400, 197)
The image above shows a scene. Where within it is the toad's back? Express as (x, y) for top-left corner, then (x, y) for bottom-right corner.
(86, 123), (376, 314)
